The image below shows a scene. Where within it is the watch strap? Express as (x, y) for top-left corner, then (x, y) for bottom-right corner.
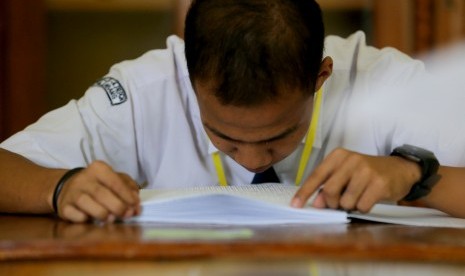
(391, 145), (440, 201)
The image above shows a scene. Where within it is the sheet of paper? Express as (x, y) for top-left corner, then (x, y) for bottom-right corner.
(350, 204), (465, 228)
(131, 184), (348, 225)
(138, 183), (301, 205)
(129, 184), (465, 228)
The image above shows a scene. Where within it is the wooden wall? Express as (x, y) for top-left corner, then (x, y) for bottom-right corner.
(1, 0), (464, 141)
(374, 0), (465, 56)
(0, 0), (46, 141)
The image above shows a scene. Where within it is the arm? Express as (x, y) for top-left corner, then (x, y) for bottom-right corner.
(291, 148), (465, 218)
(0, 71), (143, 222)
(421, 166), (465, 218)
(0, 148), (140, 222)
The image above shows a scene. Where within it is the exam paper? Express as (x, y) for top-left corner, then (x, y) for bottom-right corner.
(132, 184), (348, 225)
(129, 184), (465, 228)
(349, 204), (465, 228)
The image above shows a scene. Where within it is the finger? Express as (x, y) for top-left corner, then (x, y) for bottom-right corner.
(88, 161), (139, 205)
(122, 208), (136, 219)
(89, 184), (133, 218)
(356, 181), (385, 213)
(292, 160), (338, 208)
(322, 152), (378, 210)
(319, 167), (352, 209)
(98, 173), (139, 205)
(134, 202), (142, 216)
(118, 173), (141, 203)
(338, 168), (371, 211)
(74, 193), (110, 221)
(292, 148), (353, 208)
(312, 191), (327, 209)
(61, 204), (89, 223)
(295, 148), (352, 206)
(338, 181), (366, 211)
(118, 172), (140, 191)
(59, 162), (140, 221)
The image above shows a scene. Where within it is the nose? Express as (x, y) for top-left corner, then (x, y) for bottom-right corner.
(233, 144), (273, 172)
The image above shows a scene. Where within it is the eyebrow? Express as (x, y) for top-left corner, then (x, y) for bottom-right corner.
(204, 123), (300, 145)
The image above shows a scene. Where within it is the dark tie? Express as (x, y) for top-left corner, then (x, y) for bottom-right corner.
(251, 167), (280, 184)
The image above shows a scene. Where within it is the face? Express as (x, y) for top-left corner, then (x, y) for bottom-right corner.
(196, 84), (314, 173)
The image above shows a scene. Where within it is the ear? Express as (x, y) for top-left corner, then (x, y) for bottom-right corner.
(314, 56), (333, 92)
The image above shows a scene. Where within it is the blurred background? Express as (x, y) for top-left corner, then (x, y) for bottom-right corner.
(1, 0), (464, 140)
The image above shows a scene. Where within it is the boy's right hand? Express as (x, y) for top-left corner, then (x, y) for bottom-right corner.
(54, 161), (140, 223)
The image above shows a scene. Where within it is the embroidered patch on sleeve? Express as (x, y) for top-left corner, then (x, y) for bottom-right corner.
(95, 77), (127, 105)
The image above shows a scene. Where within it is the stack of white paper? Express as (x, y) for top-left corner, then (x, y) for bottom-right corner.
(129, 184), (465, 228)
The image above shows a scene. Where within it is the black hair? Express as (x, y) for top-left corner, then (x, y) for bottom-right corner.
(184, 0), (324, 106)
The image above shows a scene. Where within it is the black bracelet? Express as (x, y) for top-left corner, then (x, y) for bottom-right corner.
(52, 167), (84, 214)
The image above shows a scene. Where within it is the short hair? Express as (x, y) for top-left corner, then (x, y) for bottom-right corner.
(184, 0), (324, 106)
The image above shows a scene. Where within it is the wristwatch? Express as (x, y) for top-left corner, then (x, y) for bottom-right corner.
(390, 144), (440, 201)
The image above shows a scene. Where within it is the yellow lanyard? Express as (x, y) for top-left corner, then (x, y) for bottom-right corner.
(212, 88), (323, 186)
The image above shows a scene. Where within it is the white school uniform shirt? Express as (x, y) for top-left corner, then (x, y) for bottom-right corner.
(2, 31), (465, 189)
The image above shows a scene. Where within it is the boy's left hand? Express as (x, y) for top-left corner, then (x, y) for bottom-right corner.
(291, 148), (422, 213)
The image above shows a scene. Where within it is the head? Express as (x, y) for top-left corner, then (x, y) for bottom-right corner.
(184, 0), (333, 172)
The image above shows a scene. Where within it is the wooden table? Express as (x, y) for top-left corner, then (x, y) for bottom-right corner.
(1, 214), (465, 275)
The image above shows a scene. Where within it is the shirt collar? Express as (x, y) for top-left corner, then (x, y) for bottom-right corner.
(207, 139), (219, 155)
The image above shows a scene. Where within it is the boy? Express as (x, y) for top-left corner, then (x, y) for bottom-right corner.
(1, 0), (465, 222)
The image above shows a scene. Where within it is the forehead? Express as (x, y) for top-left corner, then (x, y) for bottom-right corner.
(196, 84), (313, 141)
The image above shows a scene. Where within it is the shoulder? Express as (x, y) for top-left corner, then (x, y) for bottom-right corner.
(326, 31), (424, 75)
(107, 35), (188, 91)
(87, 35), (193, 111)
(325, 31), (425, 93)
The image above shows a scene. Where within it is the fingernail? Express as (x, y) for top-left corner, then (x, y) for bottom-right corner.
(291, 197), (301, 208)
(107, 214), (116, 223)
(134, 205), (142, 216)
(124, 208), (134, 218)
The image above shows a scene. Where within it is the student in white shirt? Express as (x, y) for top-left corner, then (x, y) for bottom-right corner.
(1, 0), (465, 223)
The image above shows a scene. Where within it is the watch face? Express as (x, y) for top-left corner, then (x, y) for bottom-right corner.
(394, 144), (436, 161)
(398, 144), (434, 156)
(401, 153), (421, 163)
